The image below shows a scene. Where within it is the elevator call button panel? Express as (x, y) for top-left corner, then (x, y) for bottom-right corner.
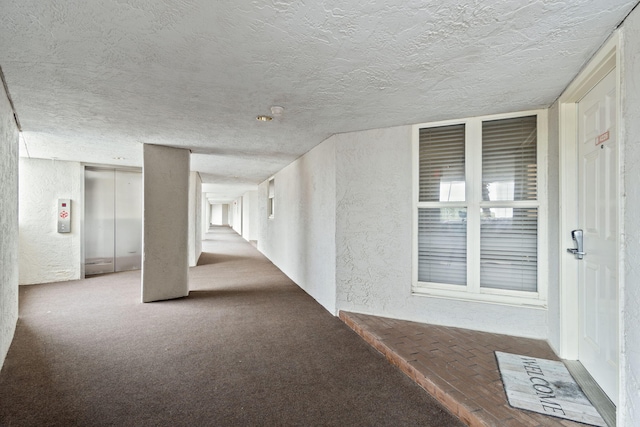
(58, 199), (71, 233)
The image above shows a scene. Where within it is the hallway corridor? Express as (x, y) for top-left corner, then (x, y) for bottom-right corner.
(0, 226), (461, 426)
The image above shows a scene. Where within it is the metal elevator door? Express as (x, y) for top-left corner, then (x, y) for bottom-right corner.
(85, 167), (142, 275)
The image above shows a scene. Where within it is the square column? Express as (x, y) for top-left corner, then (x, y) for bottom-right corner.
(142, 144), (190, 302)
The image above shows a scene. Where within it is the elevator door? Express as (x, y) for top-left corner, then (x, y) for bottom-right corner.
(85, 168), (142, 275)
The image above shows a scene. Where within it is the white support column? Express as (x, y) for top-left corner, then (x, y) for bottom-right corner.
(141, 144), (190, 303)
(0, 74), (19, 370)
(201, 195), (209, 237)
(188, 171), (202, 267)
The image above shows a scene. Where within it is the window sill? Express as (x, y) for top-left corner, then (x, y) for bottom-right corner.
(412, 285), (547, 309)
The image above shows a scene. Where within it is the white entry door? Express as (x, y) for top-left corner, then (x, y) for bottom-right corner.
(576, 70), (618, 405)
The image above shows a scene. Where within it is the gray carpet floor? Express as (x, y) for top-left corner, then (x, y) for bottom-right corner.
(0, 226), (463, 426)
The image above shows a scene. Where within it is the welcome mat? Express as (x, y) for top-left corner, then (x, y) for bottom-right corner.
(495, 351), (606, 426)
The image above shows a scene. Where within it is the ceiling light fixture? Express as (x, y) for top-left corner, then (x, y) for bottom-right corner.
(256, 115), (272, 122)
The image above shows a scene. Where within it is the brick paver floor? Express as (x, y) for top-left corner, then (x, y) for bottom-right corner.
(340, 311), (596, 427)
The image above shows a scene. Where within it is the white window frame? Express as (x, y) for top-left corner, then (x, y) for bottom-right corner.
(412, 109), (548, 307)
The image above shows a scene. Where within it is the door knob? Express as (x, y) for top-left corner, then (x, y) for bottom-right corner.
(567, 229), (586, 260)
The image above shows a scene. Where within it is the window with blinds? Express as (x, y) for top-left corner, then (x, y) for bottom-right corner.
(418, 208), (467, 285)
(481, 116), (538, 291)
(482, 116), (537, 202)
(480, 208), (537, 291)
(414, 111), (544, 303)
(419, 124), (465, 202)
(418, 124), (467, 285)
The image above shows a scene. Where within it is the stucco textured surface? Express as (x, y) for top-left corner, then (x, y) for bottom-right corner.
(142, 145), (189, 302)
(334, 126), (547, 338)
(334, 127), (413, 315)
(258, 139), (336, 313)
(622, 5), (640, 424)
(0, 78), (19, 369)
(0, 1), (637, 198)
(18, 158), (82, 285)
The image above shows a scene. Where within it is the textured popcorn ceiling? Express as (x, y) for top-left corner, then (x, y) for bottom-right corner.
(1, 0), (637, 202)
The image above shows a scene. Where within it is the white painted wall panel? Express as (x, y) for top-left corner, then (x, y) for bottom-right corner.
(0, 80), (19, 369)
(334, 126), (547, 338)
(18, 158), (82, 284)
(257, 139), (336, 313)
(621, 7), (640, 425)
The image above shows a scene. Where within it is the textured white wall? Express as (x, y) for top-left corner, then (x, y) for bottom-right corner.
(621, 7), (640, 425)
(242, 190), (258, 243)
(0, 80), (19, 369)
(334, 126), (548, 338)
(141, 144), (189, 302)
(257, 140), (337, 313)
(18, 158), (82, 284)
(188, 171), (202, 267)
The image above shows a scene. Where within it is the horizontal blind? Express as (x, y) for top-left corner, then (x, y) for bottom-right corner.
(419, 124), (465, 202)
(482, 116), (537, 201)
(417, 208), (466, 285)
(480, 208), (537, 291)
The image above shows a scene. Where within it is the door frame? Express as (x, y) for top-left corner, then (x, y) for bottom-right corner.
(558, 32), (622, 378)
